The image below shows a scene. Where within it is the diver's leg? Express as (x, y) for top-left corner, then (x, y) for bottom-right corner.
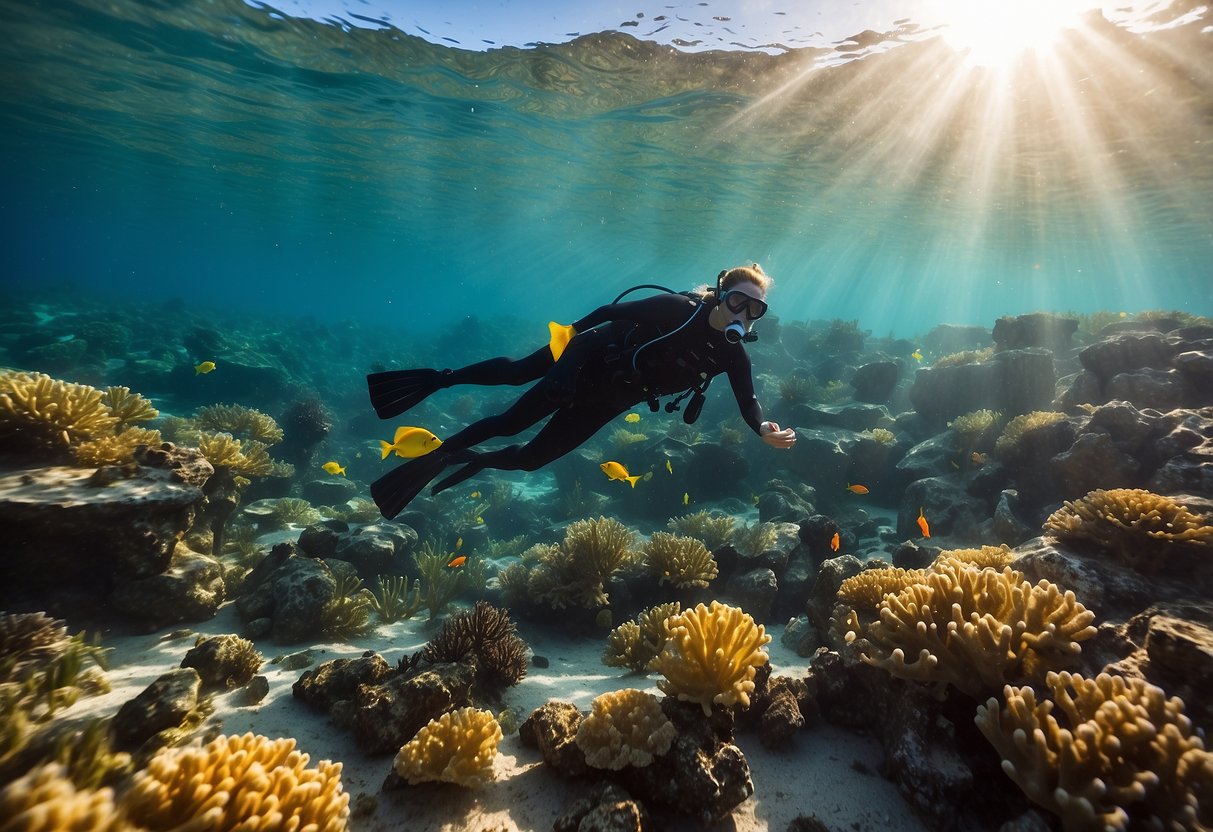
(444, 346), (553, 386)
(368, 346), (553, 419)
(430, 399), (624, 494)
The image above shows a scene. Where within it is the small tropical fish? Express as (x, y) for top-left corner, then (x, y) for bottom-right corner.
(455, 537), (463, 550)
(447, 555), (467, 568)
(917, 507), (931, 538)
(321, 461), (346, 476)
(845, 483), (869, 495)
(1119, 311), (1127, 318)
(970, 452), (987, 465)
(910, 349), (923, 363)
(665, 459), (673, 475)
(751, 493), (760, 505)
(194, 361), (216, 375)
(380, 426), (443, 460)
(470, 490), (481, 499)
(683, 492), (690, 506)
(548, 321), (577, 361)
(624, 412), (641, 423)
(600, 460), (641, 488)
(830, 531), (840, 552)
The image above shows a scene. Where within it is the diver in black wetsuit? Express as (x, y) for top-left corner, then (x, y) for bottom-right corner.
(367, 264), (797, 519)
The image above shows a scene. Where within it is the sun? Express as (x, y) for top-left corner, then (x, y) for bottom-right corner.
(937, 0), (1087, 68)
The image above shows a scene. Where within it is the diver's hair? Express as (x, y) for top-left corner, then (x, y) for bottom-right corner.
(691, 263), (772, 300)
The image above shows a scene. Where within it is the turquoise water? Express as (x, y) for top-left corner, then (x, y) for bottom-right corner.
(0, 0), (1210, 336)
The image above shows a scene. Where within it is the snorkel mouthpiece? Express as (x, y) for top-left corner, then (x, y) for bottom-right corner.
(724, 320), (746, 344)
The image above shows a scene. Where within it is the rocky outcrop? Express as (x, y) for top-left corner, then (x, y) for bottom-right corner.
(908, 349), (1056, 431)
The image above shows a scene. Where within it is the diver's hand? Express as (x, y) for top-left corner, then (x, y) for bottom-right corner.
(760, 421), (796, 449)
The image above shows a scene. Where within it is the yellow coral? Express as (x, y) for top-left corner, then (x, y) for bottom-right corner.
(1044, 488), (1213, 571)
(934, 347), (994, 368)
(847, 560), (1096, 698)
(73, 427), (163, 467)
(511, 519), (636, 611)
(0, 371), (119, 451)
(947, 409), (1001, 443)
(0, 763), (129, 832)
(194, 403), (284, 445)
(563, 516), (636, 581)
(837, 566), (928, 610)
(195, 431), (275, 478)
(994, 410), (1068, 457)
(100, 386), (158, 428)
(602, 602), (680, 671)
(976, 671), (1213, 832)
(650, 601), (771, 716)
(122, 732), (349, 831)
(642, 532), (718, 589)
(934, 545), (1015, 570)
(393, 707), (502, 788)
(575, 688), (678, 770)
(732, 521), (779, 558)
(667, 510), (736, 552)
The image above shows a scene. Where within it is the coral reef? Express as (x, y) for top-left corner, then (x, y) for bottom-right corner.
(836, 566), (927, 611)
(193, 403), (284, 445)
(934, 347), (994, 368)
(1044, 488), (1213, 571)
(417, 601), (528, 692)
(0, 763), (128, 831)
(510, 518), (637, 610)
(100, 386), (158, 428)
(195, 431), (276, 479)
(642, 532), (719, 589)
(650, 601), (771, 716)
(0, 371), (119, 458)
(731, 521), (779, 558)
(994, 410), (1069, 457)
(179, 634), (263, 689)
(976, 671), (1213, 832)
(845, 558), (1097, 698)
(935, 544), (1016, 570)
(575, 688), (678, 770)
(73, 426), (163, 466)
(602, 602), (680, 672)
(122, 732), (350, 831)
(667, 510), (736, 552)
(368, 575), (423, 623)
(947, 408), (1001, 445)
(392, 707), (503, 788)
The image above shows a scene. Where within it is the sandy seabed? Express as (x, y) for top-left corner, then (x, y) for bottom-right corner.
(73, 602), (927, 832)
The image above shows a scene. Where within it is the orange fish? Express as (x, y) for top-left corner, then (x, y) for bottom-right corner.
(830, 531), (840, 552)
(845, 483), (869, 495)
(917, 507), (931, 539)
(447, 555), (467, 568)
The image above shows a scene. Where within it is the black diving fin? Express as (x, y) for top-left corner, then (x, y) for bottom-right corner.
(371, 451), (452, 519)
(367, 368), (451, 419)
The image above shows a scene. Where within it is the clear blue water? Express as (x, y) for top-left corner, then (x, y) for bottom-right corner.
(0, 0), (1210, 337)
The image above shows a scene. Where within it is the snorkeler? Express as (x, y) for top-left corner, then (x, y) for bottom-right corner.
(367, 264), (797, 519)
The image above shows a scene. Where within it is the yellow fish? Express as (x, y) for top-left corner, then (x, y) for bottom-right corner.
(600, 460), (641, 488)
(970, 452), (987, 465)
(624, 412), (640, 423)
(910, 349), (923, 363)
(321, 461), (346, 477)
(548, 321), (577, 361)
(456, 537), (463, 550)
(682, 492), (690, 506)
(380, 426), (443, 460)
(470, 490), (481, 499)
(665, 459), (673, 475)
(194, 361), (216, 375)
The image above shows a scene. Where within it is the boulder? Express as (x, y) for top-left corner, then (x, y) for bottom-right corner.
(850, 360), (901, 404)
(993, 312), (1078, 355)
(111, 667), (202, 750)
(908, 349), (1055, 431)
(110, 549), (226, 626)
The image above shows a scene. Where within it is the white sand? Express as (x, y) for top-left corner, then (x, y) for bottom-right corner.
(72, 602), (927, 832)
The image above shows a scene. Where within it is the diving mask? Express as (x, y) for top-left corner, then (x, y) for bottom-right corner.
(721, 290), (768, 320)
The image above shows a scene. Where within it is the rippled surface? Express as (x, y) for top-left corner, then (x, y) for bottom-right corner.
(0, 0), (1209, 334)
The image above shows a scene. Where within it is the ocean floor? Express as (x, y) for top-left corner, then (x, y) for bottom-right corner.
(72, 602), (927, 832)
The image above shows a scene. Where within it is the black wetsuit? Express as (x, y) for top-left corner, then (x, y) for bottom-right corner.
(372, 291), (766, 515)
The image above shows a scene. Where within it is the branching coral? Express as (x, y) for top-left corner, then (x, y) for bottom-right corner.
(667, 510), (736, 552)
(122, 732), (350, 831)
(650, 601), (771, 716)
(563, 517), (636, 582)
(195, 431), (275, 478)
(270, 497), (322, 527)
(0, 762), (128, 832)
(642, 532), (718, 589)
(845, 559), (1097, 698)
(193, 403), (284, 445)
(975, 671), (1213, 832)
(837, 566), (928, 611)
(575, 688), (678, 770)
(732, 521), (779, 558)
(100, 386), (158, 428)
(935, 544), (1016, 570)
(393, 708), (502, 788)
(319, 573), (375, 640)
(602, 603), (680, 671)
(417, 601), (527, 691)
(73, 426), (163, 467)
(0, 371), (119, 455)
(861, 427), (896, 445)
(934, 347), (994, 368)
(1044, 488), (1213, 571)
(610, 428), (648, 449)
(369, 575), (423, 623)
(947, 409), (1001, 445)
(507, 519), (637, 611)
(994, 411), (1068, 457)
(180, 635), (263, 689)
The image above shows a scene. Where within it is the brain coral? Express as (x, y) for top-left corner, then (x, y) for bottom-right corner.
(121, 732), (350, 832)
(575, 688), (678, 770)
(393, 707), (503, 788)
(1044, 488), (1213, 571)
(976, 671), (1213, 832)
(846, 558), (1096, 698)
(650, 601), (771, 716)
